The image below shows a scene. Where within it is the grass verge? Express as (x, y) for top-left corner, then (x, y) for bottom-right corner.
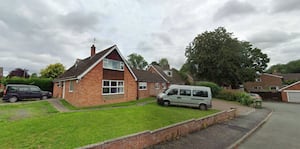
(0, 102), (218, 149)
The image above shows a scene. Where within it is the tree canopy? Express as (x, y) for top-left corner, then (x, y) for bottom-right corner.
(185, 27), (269, 88)
(267, 59), (300, 73)
(127, 53), (148, 70)
(159, 58), (170, 69)
(40, 63), (65, 78)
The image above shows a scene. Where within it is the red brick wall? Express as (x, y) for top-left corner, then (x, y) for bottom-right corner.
(81, 109), (236, 149)
(244, 74), (282, 92)
(281, 82), (300, 102)
(55, 60), (137, 107)
(53, 82), (62, 98)
(149, 83), (164, 96)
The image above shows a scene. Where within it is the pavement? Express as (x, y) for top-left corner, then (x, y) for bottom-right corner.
(47, 98), (71, 112)
(239, 102), (300, 149)
(149, 102), (271, 149)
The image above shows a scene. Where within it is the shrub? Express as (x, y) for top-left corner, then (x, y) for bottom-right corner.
(195, 81), (221, 97)
(2, 77), (53, 92)
(216, 89), (253, 106)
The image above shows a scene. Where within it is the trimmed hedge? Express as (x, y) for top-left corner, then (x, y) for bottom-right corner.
(216, 89), (253, 106)
(195, 81), (221, 97)
(1, 77), (53, 92)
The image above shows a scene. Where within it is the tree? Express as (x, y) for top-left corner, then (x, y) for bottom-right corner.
(31, 73), (38, 78)
(159, 58), (170, 70)
(40, 63), (65, 78)
(150, 61), (159, 66)
(185, 27), (269, 88)
(267, 59), (300, 73)
(8, 68), (30, 78)
(127, 53), (148, 69)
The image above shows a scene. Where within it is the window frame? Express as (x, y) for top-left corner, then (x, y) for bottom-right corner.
(155, 83), (160, 89)
(102, 80), (124, 95)
(138, 82), (147, 90)
(69, 80), (74, 92)
(103, 58), (124, 71)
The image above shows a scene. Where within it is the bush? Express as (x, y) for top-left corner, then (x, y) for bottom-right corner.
(195, 81), (221, 97)
(216, 89), (253, 106)
(1, 77), (53, 92)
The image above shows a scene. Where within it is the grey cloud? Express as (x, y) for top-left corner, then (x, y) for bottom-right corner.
(213, 0), (256, 21)
(151, 32), (173, 45)
(271, 0), (300, 13)
(248, 30), (300, 48)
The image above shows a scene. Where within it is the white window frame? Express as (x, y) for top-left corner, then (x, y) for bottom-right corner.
(69, 80), (74, 92)
(155, 83), (160, 89)
(102, 80), (124, 95)
(269, 86), (279, 90)
(103, 58), (124, 71)
(139, 82), (147, 90)
(162, 83), (167, 89)
(255, 78), (261, 82)
(253, 86), (262, 90)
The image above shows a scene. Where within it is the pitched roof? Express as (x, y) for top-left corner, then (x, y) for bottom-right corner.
(280, 73), (300, 81)
(279, 80), (300, 91)
(262, 73), (283, 78)
(132, 68), (166, 83)
(149, 65), (185, 84)
(54, 45), (137, 82)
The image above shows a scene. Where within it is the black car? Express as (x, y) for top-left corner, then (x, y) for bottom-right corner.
(3, 84), (52, 103)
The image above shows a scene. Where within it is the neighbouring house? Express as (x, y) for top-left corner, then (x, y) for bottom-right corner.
(147, 64), (185, 86)
(53, 45), (138, 107)
(280, 81), (300, 103)
(132, 68), (167, 99)
(243, 73), (283, 92)
(275, 73), (300, 84)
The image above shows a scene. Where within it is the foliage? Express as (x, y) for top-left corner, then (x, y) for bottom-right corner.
(185, 27), (270, 88)
(150, 61), (159, 65)
(2, 77), (53, 91)
(267, 59), (300, 73)
(127, 53), (148, 69)
(0, 101), (219, 149)
(216, 90), (253, 106)
(40, 63), (65, 79)
(159, 58), (170, 69)
(30, 73), (38, 78)
(7, 68), (30, 78)
(195, 81), (221, 97)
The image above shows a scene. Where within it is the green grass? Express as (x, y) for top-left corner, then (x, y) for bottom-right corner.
(60, 97), (156, 110)
(0, 101), (58, 122)
(0, 102), (219, 149)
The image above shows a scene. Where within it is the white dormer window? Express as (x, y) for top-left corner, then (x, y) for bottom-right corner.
(164, 70), (172, 77)
(103, 58), (124, 71)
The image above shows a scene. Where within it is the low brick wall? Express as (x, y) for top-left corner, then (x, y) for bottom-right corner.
(79, 109), (236, 149)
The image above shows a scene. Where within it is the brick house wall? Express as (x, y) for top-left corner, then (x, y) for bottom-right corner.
(281, 82), (300, 102)
(244, 74), (283, 92)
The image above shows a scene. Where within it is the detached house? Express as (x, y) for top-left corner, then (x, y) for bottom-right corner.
(244, 73), (283, 92)
(53, 45), (185, 107)
(53, 45), (138, 107)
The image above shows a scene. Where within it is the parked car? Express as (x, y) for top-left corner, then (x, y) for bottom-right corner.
(157, 85), (212, 110)
(248, 93), (262, 101)
(3, 84), (52, 103)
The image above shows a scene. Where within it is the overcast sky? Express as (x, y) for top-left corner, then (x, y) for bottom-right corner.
(1, 0), (300, 76)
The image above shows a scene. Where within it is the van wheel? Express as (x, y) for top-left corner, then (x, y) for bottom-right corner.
(199, 104), (207, 110)
(163, 101), (170, 106)
(9, 96), (18, 103)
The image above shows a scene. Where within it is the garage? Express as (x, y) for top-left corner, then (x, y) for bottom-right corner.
(286, 91), (300, 103)
(280, 81), (300, 103)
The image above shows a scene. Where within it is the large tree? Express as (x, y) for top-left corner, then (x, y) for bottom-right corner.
(185, 27), (269, 88)
(267, 59), (300, 73)
(40, 63), (65, 78)
(127, 53), (148, 70)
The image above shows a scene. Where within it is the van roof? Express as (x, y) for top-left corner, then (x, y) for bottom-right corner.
(169, 85), (211, 90)
(6, 84), (37, 87)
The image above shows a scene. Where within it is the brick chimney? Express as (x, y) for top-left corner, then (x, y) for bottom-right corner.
(91, 44), (96, 57)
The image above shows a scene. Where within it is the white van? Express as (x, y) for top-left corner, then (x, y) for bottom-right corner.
(157, 85), (212, 110)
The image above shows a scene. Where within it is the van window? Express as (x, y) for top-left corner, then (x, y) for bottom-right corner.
(193, 90), (208, 97)
(180, 89), (191, 96)
(7, 86), (18, 92)
(167, 89), (178, 95)
(19, 87), (29, 92)
(30, 86), (40, 92)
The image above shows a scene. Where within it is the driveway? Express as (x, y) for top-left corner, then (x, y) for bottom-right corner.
(240, 102), (300, 149)
(212, 99), (254, 115)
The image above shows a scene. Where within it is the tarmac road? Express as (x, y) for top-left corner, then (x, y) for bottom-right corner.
(239, 102), (300, 149)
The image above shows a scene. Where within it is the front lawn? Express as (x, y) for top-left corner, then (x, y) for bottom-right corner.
(0, 102), (219, 149)
(0, 101), (58, 122)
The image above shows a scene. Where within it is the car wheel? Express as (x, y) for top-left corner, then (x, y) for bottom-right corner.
(41, 95), (48, 100)
(9, 96), (18, 103)
(163, 101), (170, 106)
(199, 104), (207, 110)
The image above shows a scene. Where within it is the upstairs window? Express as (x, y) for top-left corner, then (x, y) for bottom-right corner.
(255, 78), (261, 82)
(103, 58), (124, 71)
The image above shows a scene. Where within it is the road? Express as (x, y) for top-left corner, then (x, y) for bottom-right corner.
(240, 102), (300, 149)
